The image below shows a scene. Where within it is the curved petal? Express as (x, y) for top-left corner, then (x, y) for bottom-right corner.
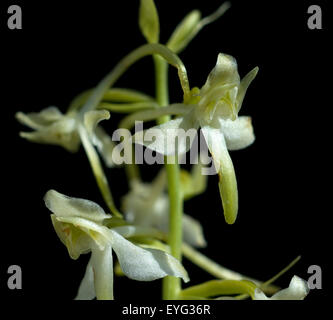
(201, 53), (240, 94)
(133, 114), (198, 156)
(201, 126), (238, 224)
(182, 214), (206, 248)
(254, 276), (309, 300)
(91, 245), (114, 300)
(83, 109), (110, 138)
(110, 229), (189, 282)
(236, 67), (258, 113)
(75, 257), (96, 300)
(219, 116), (255, 151)
(44, 190), (111, 222)
(83, 109), (114, 167)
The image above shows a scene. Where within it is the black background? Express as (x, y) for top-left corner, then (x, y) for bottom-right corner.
(1, 0), (330, 307)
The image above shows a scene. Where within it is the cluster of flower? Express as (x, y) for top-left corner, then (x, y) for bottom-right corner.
(16, 0), (309, 300)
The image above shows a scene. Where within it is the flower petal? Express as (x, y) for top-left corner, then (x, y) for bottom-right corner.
(236, 67), (258, 113)
(201, 126), (238, 224)
(110, 229), (189, 282)
(83, 109), (115, 167)
(182, 214), (206, 248)
(91, 245), (114, 300)
(254, 276), (309, 300)
(16, 107), (63, 129)
(75, 257), (96, 300)
(83, 109), (110, 138)
(51, 215), (91, 259)
(19, 117), (80, 152)
(219, 116), (255, 151)
(44, 190), (111, 221)
(201, 53), (240, 94)
(133, 114), (198, 156)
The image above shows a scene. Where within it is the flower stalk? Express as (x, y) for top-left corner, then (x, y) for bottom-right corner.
(153, 54), (183, 300)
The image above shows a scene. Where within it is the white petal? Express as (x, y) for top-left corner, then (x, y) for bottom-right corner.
(182, 214), (206, 248)
(44, 190), (111, 221)
(219, 116), (255, 151)
(16, 106), (63, 129)
(75, 257), (96, 300)
(201, 126), (238, 224)
(110, 229), (189, 282)
(201, 53), (240, 94)
(254, 276), (309, 300)
(91, 245), (114, 300)
(133, 115), (198, 156)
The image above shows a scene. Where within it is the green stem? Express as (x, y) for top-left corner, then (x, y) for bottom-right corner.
(163, 159), (183, 299)
(78, 43), (190, 117)
(154, 55), (170, 123)
(153, 54), (183, 300)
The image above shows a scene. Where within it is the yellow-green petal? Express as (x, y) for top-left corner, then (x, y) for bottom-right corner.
(201, 126), (238, 224)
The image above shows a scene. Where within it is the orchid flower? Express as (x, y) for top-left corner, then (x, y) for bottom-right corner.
(17, 106), (122, 215)
(122, 165), (207, 248)
(123, 53), (257, 224)
(44, 189), (189, 300)
(16, 107), (115, 167)
(254, 276), (309, 300)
